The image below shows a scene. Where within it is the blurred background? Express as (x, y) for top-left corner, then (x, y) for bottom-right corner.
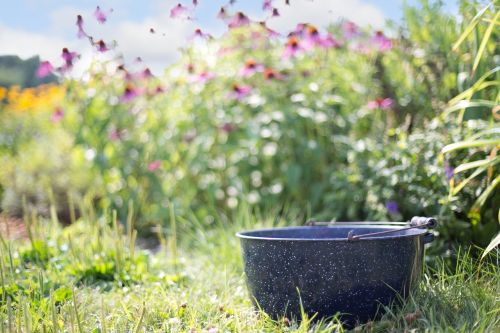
(0, 0), (498, 256)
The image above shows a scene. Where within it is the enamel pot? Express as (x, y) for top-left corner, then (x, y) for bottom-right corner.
(236, 217), (437, 325)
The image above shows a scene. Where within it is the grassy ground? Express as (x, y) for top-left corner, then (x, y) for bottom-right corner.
(0, 210), (499, 332)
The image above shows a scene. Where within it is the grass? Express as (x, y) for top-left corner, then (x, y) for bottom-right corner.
(0, 208), (499, 332)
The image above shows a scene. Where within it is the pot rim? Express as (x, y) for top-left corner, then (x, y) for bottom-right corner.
(236, 225), (428, 242)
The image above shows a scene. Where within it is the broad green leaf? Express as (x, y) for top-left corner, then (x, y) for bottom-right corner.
(442, 139), (500, 154)
(481, 231), (500, 259)
(471, 11), (500, 77)
(454, 157), (499, 174)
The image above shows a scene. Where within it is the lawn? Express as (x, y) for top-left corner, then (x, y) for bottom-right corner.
(1, 210), (498, 332)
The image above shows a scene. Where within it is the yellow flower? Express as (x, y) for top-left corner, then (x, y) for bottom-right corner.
(4, 84), (65, 113)
(0, 86), (7, 101)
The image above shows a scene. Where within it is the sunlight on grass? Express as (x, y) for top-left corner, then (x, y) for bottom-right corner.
(0, 209), (498, 332)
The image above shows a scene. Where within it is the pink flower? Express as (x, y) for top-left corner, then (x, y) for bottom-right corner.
(51, 108), (64, 123)
(61, 48), (79, 70)
(121, 84), (143, 103)
(372, 31), (392, 52)
(76, 15), (87, 39)
(263, 0), (273, 11)
(259, 21), (280, 38)
(170, 3), (190, 19)
(192, 28), (213, 40)
(189, 71), (216, 84)
(263, 68), (283, 80)
(151, 85), (165, 96)
(36, 61), (54, 78)
(239, 59), (264, 77)
(217, 7), (228, 20)
(95, 40), (109, 52)
(299, 24), (320, 50)
(220, 122), (238, 133)
(283, 36), (303, 59)
(94, 6), (107, 24)
(350, 42), (371, 54)
(228, 84), (252, 100)
(367, 98), (394, 110)
(138, 68), (153, 80)
(318, 34), (341, 49)
(147, 160), (161, 172)
(342, 21), (359, 39)
(290, 23), (307, 37)
(228, 12), (250, 28)
(109, 128), (126, 141)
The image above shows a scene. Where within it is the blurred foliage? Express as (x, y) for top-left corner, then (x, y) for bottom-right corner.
(440, 2), (499, 254)
(0, 0), (497, 250)
(0, 55), (58, 88)
(0, 85), (97, 221)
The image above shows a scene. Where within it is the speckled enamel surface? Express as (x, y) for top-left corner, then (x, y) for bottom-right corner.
(237, 226), (427, 324)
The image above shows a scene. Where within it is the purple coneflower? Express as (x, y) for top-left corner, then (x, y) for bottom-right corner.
(283, 36), (303, 59)
(51, 107), (64, 123)
(229, 84), (252, 100)
(192, 28), (213, 40)
(239, 59), (264, 77)
(95, 40), (109, 52)
(342, 21), (359, 39)
(147, 160), (161, 172)
(228, 12), (250, 28)
(36, 61), (54, 78)
(76, 15), (87, 39)
(372, 31), (392, 52)
(170, 3), (190, 19)
(94, 6), (107, 24)
(367, 98), (394, 110)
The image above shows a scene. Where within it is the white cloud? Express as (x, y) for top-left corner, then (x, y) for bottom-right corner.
(266, 0), (386, 33)
(0, 0), (385, 74)
(0, 24), (70, 62)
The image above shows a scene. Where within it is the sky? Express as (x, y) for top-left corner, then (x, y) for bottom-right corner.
(0, 0), (457, 73)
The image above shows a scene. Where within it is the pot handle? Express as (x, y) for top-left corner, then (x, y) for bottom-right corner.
(411, 217), (438, 244)
(410, 216), (437, 229)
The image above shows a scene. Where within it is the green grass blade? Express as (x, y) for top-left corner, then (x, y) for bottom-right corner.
(133, 302), (146, 333)
(481, 231), (500, 259)
(471, 11), (500, 77)
(452, 165), (489, 195)
(471, 175), (499, 210)
(452, 2), (492, 51)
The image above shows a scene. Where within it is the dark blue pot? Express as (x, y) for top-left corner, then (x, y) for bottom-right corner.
(237, 221), (435, 324)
